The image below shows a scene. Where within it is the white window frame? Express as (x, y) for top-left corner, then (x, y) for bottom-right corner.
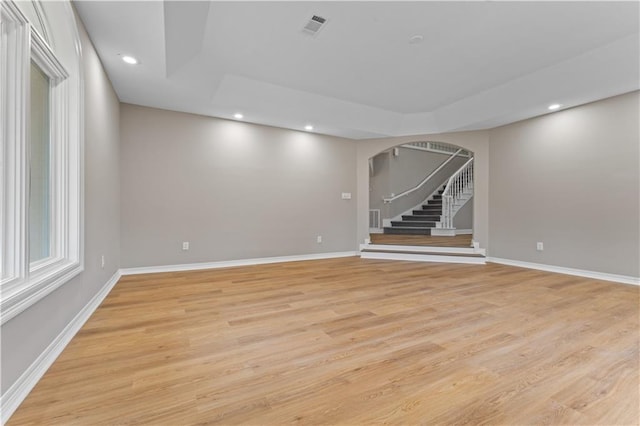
(1, 0), (83, 324)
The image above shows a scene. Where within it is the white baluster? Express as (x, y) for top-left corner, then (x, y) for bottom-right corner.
(440, 157), (474, 230)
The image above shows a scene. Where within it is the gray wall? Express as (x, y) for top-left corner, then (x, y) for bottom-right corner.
(489, 91), (639, 277)
(119, 104), (358, 268)
(389, 149), (449, 198)
(453, 198), (473, 230)
(388, 154), (467, 220)
(369, 147), (464, 220)
(369, 152), (391, 221)
(1, 10), (121, 393)
(357, 131), (490, 248)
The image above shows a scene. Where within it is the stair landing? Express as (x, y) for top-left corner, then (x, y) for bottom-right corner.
(370, 233), (472, 248)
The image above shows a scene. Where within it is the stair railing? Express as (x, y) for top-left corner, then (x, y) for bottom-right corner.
(402, 142), (471, 157)
(441, 157), (474, 228)
(383, 149), (463, 204)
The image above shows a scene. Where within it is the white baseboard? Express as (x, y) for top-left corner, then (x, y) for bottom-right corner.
(487, 257), (640, 286)
(455, 229), (473, 235)
(120, 251), (359, 275)
(0, 270), (122, 424)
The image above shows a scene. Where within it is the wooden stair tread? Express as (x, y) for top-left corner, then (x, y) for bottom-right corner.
(370, 234), (472, 248)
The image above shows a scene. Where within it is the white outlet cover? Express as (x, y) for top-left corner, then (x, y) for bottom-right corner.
(341, 192), (352, 199)
(182, 242), (190, 250)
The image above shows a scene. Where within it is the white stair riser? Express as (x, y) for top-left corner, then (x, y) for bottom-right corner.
(360, 251), (486, 264)
(431, 228), (456, 236)
(360, 243), (485, 256)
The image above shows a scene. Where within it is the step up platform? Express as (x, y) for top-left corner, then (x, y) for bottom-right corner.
(360, 243), (486, 264)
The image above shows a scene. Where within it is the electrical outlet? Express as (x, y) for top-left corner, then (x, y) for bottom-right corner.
(182, 241), (190, 251)
(101, 255), (105, 268)
(341, 192), (352, 200)
(317, 235), (322, 244)
(536, 242), (544, 251)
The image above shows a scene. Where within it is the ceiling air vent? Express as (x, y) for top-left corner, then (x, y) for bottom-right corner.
(302, 15), (328, 36)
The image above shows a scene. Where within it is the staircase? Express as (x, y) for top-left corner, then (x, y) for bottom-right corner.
(364, 149), (483, 264)
(384, 185), (446, 235)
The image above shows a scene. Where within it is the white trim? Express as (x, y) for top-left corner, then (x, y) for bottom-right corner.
(455, 229), (473, 235)
(401, 143), (471, 158)
(487, 257), (640, 286)
(431, 228), (456, 236)
(360, 243), (484, 256)
(120, 251), (359, 275)
(0, 0), (30, 290)
(360, 251), (486, 265)
(30, 0), (49, 43)
(2, 260), (83, 324)
(0, 270), (121, 424)
(441, 158), (474, 229)
(0, 0), (84, 324)
(31, 28), (68, 81)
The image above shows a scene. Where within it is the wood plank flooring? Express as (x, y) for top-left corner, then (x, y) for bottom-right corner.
(370, 233), (473, 247)
(9, 257), (639, 425)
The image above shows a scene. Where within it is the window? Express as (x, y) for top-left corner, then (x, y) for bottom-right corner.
(29, 61), (51, 264)
(1, 0), (83, 323)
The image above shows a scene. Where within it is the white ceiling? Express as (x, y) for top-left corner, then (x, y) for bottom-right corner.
(74, 1), (640, 139)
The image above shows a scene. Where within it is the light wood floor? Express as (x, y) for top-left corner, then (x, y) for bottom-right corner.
(9, 258), (639, 425)
(370, 233), (473, 247)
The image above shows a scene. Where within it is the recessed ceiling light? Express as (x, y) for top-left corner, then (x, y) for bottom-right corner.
(121, 55), (138, 65)
(234, 113), (243, 119)
(409, 35), (424, 44)
(548, 103), (562, 111)
(304, 125), (314, 131)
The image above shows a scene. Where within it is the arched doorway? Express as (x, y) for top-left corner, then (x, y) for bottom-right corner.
(368, 141), (474, 247)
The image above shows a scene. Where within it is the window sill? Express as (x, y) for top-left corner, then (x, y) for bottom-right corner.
(0, 260), (83, 324)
